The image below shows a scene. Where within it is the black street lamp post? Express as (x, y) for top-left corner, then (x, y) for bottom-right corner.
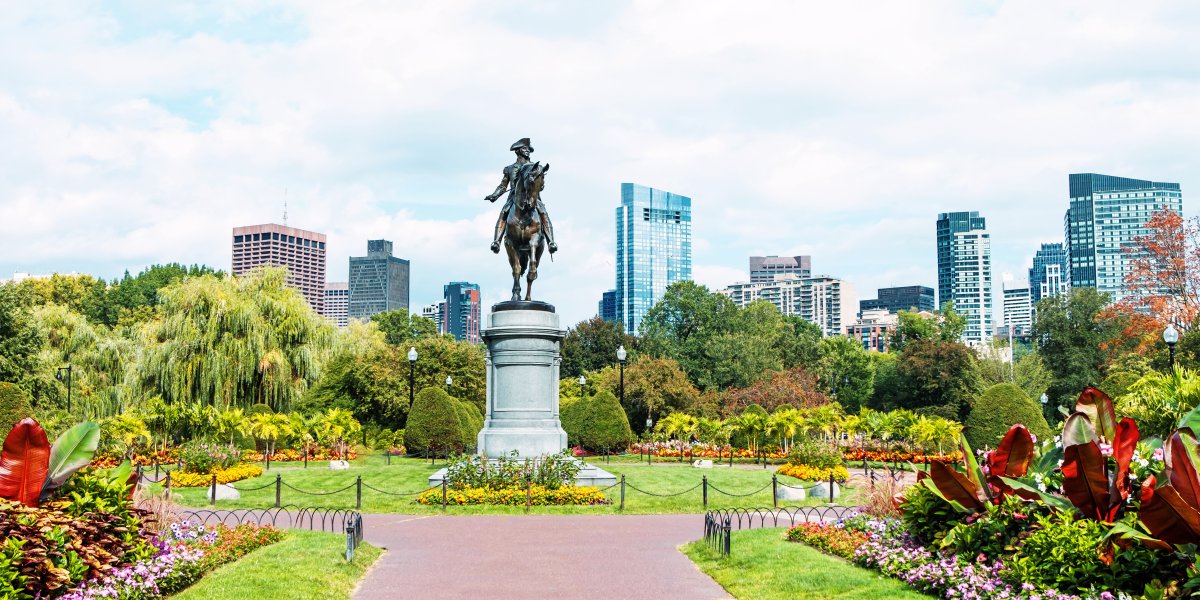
(1165, 324), (1180, 369)
(617, 345), (626, 409)
(407, 347), (418, 410)
(56, 365), (73, 413)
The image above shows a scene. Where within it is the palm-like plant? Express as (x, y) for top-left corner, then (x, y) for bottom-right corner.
(104, 414), (151, 459)
(247, 413), (292, 459)
(211, 408), (247, 450)
(289, 412), (322, 457)
(730, 412), (768, 455)
(767, 408), (805, 452)
(320, 408), (362, 460)
(656, 412), (699, 444)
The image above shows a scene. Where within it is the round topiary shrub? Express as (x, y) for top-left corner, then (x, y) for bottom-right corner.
(0, 382), (33, 437)
(404, 387), (464, 455)
(965, 383), (1052, 450)
(451, 399), (482, 451)
(580, 390), (634, 453)
(246, 403), (275, 416)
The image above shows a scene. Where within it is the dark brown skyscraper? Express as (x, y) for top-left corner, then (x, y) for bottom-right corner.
(232, 223), (327, 314)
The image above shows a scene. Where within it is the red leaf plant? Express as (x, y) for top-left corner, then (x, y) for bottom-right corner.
(1139, 428), (1200, 545)
(1057, 388), (1140, 522)
(921, 425), (1038, 512)
(0, 418), (52, 506)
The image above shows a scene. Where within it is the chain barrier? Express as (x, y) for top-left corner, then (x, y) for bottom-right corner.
(360, 482), (439, 497)
(280, 481), (357, 496)
(706, 482), (773, 497)
(624, 481), (703, 497)
(229, 480), (277, 492)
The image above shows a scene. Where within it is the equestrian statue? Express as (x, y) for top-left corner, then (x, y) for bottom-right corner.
(485, 138), (557, 302)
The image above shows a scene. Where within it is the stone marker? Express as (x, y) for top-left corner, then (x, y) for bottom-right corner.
(207, 483), (240, 502)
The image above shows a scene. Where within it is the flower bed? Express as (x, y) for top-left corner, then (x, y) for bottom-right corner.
(777, 463), (850, 483)
(785, 522), (868, 557)
(843, 448), (962, 464)
(243, 448), (359, 462)
(62, 522), (286, 599)
(167, 464), (264, 487)
(416, 484), (610, 506)
(629, 441), (787, 460)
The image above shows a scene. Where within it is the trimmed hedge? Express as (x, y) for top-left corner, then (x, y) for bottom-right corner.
(562, 390), (634, 453)
(965, 383), (1052, 449)
(405, 387), (465, 455)
(0, 382), (33, 438)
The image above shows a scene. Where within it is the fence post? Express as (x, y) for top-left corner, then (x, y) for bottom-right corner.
(164, 471), (171, 494)
(762, 449), (767, 469)
(209, 473), (217, 505)
(619, 475), (626, 511)
(729, 447), (733, 468)
(275, 473), (282, 508)
(154, 461), (160, 480)
(304, 449), (308, 469)
(702, 475), (708, 510)
(828, 473), (835, 503)
(525, 480), (532, 512)
(441, 477), (447, 509)
(356, 475), (363, 510)
(772, 474), (778, 508)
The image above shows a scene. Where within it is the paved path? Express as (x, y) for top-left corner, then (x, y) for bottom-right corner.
(353, 514), (729, 600)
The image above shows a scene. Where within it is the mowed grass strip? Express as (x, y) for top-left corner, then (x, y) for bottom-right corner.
(173, 530), (382, 600)
(683, 528), (930, 600)
(151, 454), (857, 514)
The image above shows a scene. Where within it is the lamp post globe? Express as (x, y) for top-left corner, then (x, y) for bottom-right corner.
(445, 375), (453, 391)
(578, 374), (587, 397)
(407, 347), (418, 410)
(1165, 324), (1180, 368)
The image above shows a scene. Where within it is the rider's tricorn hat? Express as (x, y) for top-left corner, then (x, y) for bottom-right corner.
(510, 138), (533, 152)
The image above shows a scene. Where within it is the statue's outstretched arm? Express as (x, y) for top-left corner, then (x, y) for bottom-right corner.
(485, 172), (510, 202)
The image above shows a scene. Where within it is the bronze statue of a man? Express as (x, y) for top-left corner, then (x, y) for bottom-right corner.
(485, 138), (557, 254)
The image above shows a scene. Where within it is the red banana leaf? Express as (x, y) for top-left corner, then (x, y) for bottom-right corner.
(0, 418), (52, 506)
(1062, 412), (1097, 447)
(1139, 484), (1200, 546)
(1140, 474), (1157, 504)
(1167, 428), (1200, 507)
(1075, 387), (1117, 443)
(990, 425), (1035, 478)
(929, 460), (985, 511)
(1112, 418), (1139, 501)
(1062, 441), (1115, 521)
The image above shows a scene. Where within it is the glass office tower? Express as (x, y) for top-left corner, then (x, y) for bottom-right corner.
(1028, 243), (1069, 305)
(935, 211), (992, 346)
(615, 183), (692, 334)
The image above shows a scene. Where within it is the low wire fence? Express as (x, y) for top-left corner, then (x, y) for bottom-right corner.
(137, 465), (848, 511)
(702, 505), (858, 557)
(170, 505), (365, 561)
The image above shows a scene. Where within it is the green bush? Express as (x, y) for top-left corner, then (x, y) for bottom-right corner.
(0, 383), (33, 438)
(451, 399), (482, 451)
(561, 391), (634, 453)
(246, 403), (274, 416)
(898, 481), (961, 545)
(786, 437), (843, 469)
(404, 387), (464, 455)
(964, 383), (1051, 450)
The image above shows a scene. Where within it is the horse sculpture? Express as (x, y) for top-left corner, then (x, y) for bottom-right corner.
(504, 162), (550, 301)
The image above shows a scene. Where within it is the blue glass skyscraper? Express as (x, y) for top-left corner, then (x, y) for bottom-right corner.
(1028, 243), (1068, 305)
(616, 183), (692, 334)
(935, 211), (992, 345)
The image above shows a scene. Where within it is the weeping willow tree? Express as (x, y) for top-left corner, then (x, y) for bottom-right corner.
(134, 267), (335, 412)
(33, 303), (137, 419)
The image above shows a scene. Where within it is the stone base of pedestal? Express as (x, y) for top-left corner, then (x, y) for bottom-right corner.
(428, 459), (617, 488)
(478, 426), (567, 460)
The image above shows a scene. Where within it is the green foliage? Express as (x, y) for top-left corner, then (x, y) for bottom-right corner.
(444, 450), (581, 490)
(0, 286), (43, 391)
(1118, 366), (1200, 440)
(1032, 287), (1117, 415)
(940, 495), (1049, 559)
(0, 537), (28, 600)
(560, 316), (635, 379)
(977, 350), (1053, 404)
(178, 442), (243, 474)
(134, 267), (335, 412)
(1010, 512), (1174, 595)
(586, 354), (699, 434)
(0, 383), (33, 439)
(450, 398), (481, 451)
(898, 480), (962, 545)
(964, 383), (1051, 449)
(102, 263), (223, 326)
(786, 437), (842, 469)
(403, 387), (464, 455)
(892, 339), (982, 420)
(562, 390), (633, 453)
(815, 336), (874, 412)
(369, 309), (438, 345)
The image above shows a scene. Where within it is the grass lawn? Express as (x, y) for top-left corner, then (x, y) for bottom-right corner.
(148, 454), (860, 514)
(683, 528), (929, 600)
(173, 530), (382, 600)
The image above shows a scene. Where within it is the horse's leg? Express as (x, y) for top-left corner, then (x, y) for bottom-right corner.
(526, 233), (543, 301)
(505, 240), (522, 302)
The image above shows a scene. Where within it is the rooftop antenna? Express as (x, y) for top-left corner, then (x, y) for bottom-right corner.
(283, 188), (288, 226)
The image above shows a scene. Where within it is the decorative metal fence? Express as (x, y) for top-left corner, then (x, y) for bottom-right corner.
(701, 505), (858, 557)
(169, 505), (366, 561)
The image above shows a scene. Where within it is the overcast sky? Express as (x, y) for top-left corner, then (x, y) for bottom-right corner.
(2, 1), (1199, 325)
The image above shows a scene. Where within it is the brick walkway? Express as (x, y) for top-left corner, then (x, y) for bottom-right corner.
(353, 514), (729, 600)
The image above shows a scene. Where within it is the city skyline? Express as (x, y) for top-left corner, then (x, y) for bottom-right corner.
(2, 4), (1199, 326)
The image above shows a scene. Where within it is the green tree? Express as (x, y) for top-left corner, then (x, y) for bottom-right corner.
(133, 268), (335, 411)
(370, 310), (438, 345)
(964, 383), (1052, 449)
(815, 336), (875, 412)
(319, 407), (361, 459)
(777, 317), (824, 370)
(560, 316), (635, 379)
(893, 338), (982, 420)
(0, 382), (34, 437)
(1032, 287), (1117, 415)
(588, 355), (699, 434)
(978, 349), (1054, 404)
(103, 263), (223, 326)
(404, 387), (464, 456)
(867, 352), (902, 411)
(0, 285), (44, 391)
(1118, 366), (1200, 440)
(247, 412), (292, 457)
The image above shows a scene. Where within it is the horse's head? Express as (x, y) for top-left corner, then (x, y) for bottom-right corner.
(517, 162), (549, 209)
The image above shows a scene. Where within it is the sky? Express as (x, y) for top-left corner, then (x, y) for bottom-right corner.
(2, 1), (1200, 326)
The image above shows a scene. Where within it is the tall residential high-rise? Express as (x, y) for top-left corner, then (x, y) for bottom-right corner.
(324, 282), (349, 327)
(721, 275), (857, 337)
(348, 239), (410, 321)
(935, 212), (992, 345)
(1028, 243), (1069, 305)
(615, 183), (692, 334)
(1040, 264), (1067, 302)
(443, 282), (481, 343)
(749, 256), (811, 283)
(421, 301), (445, 333)
(1064, 173), (1183, 300)
(1002, 282), (1033, 337)
(859, 285), (935, 315)
(232, 224), (327, 314)
(599, 290), (617, 323)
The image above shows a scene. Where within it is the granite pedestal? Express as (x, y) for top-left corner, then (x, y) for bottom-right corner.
(429, 301), (616, 488)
